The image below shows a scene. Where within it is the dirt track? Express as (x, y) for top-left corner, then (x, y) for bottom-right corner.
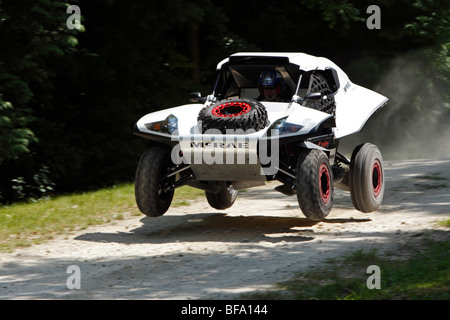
(0, 159), (449, 299)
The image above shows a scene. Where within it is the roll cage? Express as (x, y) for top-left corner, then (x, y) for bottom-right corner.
(211, 56), (341, 106)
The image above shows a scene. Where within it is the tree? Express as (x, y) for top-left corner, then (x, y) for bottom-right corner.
(1, 0), (449, 202)
(0, 0), (83, 201)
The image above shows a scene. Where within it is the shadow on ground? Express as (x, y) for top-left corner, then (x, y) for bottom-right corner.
(75, 213), (371, 245)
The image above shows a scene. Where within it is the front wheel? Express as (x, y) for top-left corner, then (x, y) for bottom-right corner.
(350, 143), (385, 213)
(296, 149), (334, 221)
(135, 147), (175, 217)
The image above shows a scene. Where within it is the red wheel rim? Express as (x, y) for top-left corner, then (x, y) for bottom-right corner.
(319, 164), (331, 204)
(211, 102), (252, 117)
(372, 159), (382, 198)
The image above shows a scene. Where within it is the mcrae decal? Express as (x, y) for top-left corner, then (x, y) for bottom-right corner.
(190, 141), (249, 148)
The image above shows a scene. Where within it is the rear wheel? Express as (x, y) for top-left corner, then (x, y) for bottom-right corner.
(296, 149), (334, 221)
(350, 143), (385, 212)
(135, 147), (175, 217)
(205, 182), (238, 210)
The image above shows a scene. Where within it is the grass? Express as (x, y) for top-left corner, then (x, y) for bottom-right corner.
(0, 183), (204, 252)
(241, 239), (450, 300)
(171, 184), (205, 206)
(438, 219), (450, 228)
(2, 182), (448, 299)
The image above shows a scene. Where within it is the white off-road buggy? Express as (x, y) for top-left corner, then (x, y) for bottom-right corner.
(133, 52), (388, 221)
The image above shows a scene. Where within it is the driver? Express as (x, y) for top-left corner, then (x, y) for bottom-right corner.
(257, 69), (288, 102)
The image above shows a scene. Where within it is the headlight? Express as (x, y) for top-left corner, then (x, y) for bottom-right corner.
(145, 114), (178, 134)
(267, 117), (303, 136)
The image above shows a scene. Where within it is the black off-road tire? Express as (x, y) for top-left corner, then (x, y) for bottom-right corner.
(296, 149), (334, 221)
(198, 98), (268, 134)
(350, 143), (385, 213)
(135, 146), (175, 217)
(205, 182), (238, 210)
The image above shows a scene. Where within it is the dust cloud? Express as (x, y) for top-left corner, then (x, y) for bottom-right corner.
(340, 54), (450, 161)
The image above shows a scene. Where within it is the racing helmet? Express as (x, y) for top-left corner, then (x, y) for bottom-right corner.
(258, 69), (285, 100)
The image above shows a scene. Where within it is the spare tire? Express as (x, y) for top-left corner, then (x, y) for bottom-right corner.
(198, 98), (268, 134)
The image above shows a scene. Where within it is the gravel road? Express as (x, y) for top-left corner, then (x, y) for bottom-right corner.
(0, 159), (449, 300)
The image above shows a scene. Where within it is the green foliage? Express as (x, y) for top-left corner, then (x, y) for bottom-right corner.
(0, 95), (36, 164)
(0, 0), (85, 201)
(241, 240), (450, 300)
(0, 0), (449, 202)
(0, 183), (202, 252)
(0, 182), (138, 252)
(11, 165), (55, 202)
(405, 0), (450, 46)
(301, 0), (363, 28)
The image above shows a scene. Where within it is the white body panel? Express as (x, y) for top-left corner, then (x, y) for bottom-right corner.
(136, 101), (332, 140)
(133, 52), (389, 216)
(217, 52), (388, 138)
(134, 52), (388, 177)
(333, 83), (388, 138)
